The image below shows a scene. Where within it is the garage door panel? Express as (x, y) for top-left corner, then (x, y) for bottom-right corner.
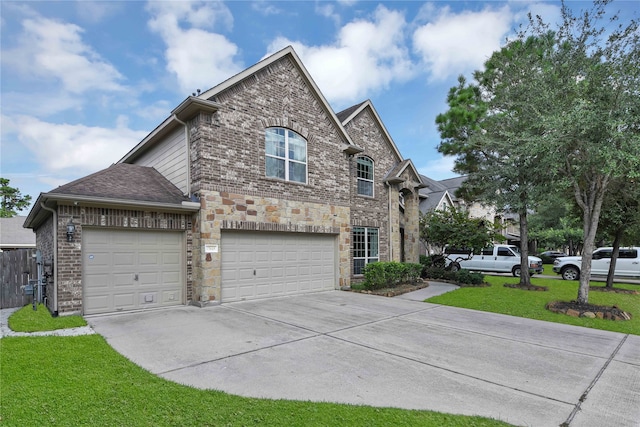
(221, 232), (336, 302)
(114, 292), (136, 310)
(84, 229), (184, 315)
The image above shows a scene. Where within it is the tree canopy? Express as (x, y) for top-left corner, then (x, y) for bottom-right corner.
(436, 0), (640, 303)
(0, 178), (32, 218)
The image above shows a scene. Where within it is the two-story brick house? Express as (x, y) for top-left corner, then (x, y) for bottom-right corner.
(24, 46), (425, 316)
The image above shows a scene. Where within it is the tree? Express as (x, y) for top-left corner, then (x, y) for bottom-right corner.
(419, 206), (504, 259)
(528, 197), (583, 255)
(596, 178), (640, 288)
(0, 178), (32, 217)
(532, 0), (640, 303)
(436, 33), (555, 287)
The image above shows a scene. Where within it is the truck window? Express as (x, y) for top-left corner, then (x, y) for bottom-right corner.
(497, 248), (514, 257)
(619, 250), (638, 259)
(482, 247), (494, 256)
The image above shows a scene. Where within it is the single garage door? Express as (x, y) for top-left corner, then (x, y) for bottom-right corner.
(83, 229), (184, 315)
(221, 232), (336, 302)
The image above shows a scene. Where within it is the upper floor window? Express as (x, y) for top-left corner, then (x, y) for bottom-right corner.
(356, 156), (374, 196)
(265, 128), (307, 183)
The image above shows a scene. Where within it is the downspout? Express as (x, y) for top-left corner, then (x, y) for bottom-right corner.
(40, 203), (58, 315)
(387, 182), (393, 261)
(173, 115), (191, 197)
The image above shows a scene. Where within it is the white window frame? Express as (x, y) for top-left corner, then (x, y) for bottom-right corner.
(265, 127), (307, 184)
(352, 227), (379, 275)
(356, 156), (374, 197)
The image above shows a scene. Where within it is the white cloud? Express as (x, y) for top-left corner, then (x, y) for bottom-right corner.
(251, 1), (282, 16)
(267, 5), (414, 106)
(75, 1), (123, 24)
(413, 5), (514, 81)
(146, 1), (243, 94)
(3, 115), (147, 175)
(2, 17), (125, 94)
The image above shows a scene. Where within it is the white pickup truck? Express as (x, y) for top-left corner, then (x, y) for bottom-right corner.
(445, 244), (544, 277)
(553, 247), (640, 280)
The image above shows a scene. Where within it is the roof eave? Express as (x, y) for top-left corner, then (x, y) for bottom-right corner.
(24, 193), (199, 230)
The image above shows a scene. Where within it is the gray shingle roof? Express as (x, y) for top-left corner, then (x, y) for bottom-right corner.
(336, 102), (366, 123)
(50, 163), (189, 205)
(0, 216), (36, 248)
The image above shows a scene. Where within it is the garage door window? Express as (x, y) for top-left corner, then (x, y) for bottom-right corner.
(353, 227), (379, 275)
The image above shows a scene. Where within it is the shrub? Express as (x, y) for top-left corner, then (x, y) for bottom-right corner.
(422, 268), (485, 286)
(363, 262), (423, 290)
(419, 254), (446, 277)
(455, 269), (485, 285)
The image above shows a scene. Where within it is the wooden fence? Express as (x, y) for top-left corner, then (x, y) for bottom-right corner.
(1, 249), (37, 309)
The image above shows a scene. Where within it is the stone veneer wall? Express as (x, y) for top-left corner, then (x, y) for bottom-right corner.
(49, 204), (193, 314)
(192, 189), (351, 303)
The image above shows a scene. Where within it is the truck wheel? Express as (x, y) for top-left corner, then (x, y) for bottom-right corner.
(449, 263), (460, 273)
(512, 266), (521, 277)
(561, 266), (580, 281)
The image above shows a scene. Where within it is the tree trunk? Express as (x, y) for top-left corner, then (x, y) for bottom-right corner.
(519, 208), (531, 286)
(605, 229), (623, 288)
(575, 177), (607, 305)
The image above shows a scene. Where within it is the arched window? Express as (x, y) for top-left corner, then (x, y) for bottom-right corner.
(265, 128), (307, 183)
(356, 156), (374, 196)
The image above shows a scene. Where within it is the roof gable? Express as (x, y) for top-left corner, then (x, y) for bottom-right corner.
(199, 46), (358, 151)
(337, 100), (403, 162)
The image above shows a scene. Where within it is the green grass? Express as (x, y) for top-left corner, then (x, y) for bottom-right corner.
(0, 335), (512, 427)
(8, 303), (87, 332)
(427, 275), (640, 335)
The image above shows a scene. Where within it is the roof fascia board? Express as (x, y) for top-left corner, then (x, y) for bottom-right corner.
(198, 46), (356, 148)
(172, 96), (222, 121)
(44, 193), (201, 212)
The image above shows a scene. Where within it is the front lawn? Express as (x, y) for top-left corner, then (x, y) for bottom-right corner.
(427, 275), (640, 335)
(0, 335), (512, 427)
(8, 303), (86, 332)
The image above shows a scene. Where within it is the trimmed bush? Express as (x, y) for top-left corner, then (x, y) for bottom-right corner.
(455, 269), (485, 285)
(363, 262), (423, 290)
(423, 268), (485, 286)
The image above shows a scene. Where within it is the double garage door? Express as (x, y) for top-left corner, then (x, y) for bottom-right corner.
(221, 232), (337, 302)
(83, 229), (184, 315)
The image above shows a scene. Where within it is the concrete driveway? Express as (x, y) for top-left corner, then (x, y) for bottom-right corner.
(88, 290), (640, 427)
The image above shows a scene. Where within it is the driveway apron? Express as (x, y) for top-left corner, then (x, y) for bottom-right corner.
(88, 290), (639, 427)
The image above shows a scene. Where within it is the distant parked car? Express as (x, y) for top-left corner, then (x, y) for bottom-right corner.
(553, 247), (640, 280)
(538, 251), (567, 264)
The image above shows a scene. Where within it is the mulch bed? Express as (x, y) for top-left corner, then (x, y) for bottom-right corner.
(347, 281), (429, 297)
(503, 283), (548, 291)
(589, 286), (639, 295)
(546, 301), (632, 321)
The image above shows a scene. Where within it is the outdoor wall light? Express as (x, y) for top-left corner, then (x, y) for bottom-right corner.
(66, 218), (76, 242)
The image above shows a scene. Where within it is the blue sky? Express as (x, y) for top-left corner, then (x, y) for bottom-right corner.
(1, 1), (636, 213)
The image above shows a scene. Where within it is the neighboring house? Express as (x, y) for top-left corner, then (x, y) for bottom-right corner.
(0, 216), (35, 251)
(24, 46), (425, 316)
(419, 174), (521, 251)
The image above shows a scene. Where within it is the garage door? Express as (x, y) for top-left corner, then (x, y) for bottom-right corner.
(221, 232), (336, 302)
(83, 229), (184, 315)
